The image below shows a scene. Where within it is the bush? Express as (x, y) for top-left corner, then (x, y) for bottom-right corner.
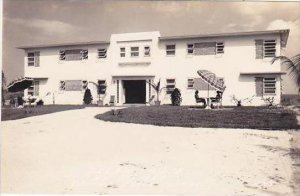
(36, 99), (44, 106)
(83, 88), (93, 104)
(171, 88), (182, 106)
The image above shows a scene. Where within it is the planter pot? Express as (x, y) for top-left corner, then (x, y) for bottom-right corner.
(97, 100), (104, 106)
(154, 101), (161, 106)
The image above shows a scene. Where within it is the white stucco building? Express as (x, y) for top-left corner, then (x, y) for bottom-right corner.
(20, 29), (289, 106)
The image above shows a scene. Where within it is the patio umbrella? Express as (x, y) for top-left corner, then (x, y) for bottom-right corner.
(196, 70), (226, 106)
(7, 77), (34, 92)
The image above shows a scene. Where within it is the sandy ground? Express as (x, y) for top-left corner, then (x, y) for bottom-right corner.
(0, 107), (297, 195)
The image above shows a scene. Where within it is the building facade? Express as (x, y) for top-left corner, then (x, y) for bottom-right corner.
(20, 29), (289, 106)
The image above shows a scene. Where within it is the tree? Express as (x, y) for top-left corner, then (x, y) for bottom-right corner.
(83, 88), (93, 104)
(147, 79), (166, 105)
(171, 88), (182, 106)
(272, 54), (300, 93)
(2, 71), (6, 106)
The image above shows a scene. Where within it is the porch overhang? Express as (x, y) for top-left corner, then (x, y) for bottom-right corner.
(112, 75), (155, 80)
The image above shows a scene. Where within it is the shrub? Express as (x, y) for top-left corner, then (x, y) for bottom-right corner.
(83, 88), (93, 104)
(171, 88), (182, 106)
(36, 99), (44, 106)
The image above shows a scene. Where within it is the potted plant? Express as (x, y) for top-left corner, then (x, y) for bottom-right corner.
(89, 81), (107, 106)
(147, 79), (166, 106)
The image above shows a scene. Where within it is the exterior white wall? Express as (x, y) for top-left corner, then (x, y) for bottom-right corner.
(24, 31), (283, 106)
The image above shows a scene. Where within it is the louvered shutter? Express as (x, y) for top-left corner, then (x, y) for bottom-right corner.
(255, 77), (263, 96)
(34, 80), (39, 96)
(34, 51), (40, 67)
(255, 40), (263, 59)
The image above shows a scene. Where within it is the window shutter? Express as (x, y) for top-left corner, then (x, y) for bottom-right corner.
(34, 51), (40, 67)
(34, 81), (39, 96)
(255, 77), (263, 96)
(194, 42), (216, 55)
(255, 40), (263, 59)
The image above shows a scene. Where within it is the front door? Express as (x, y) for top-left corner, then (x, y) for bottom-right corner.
(123, 80), (146, 104)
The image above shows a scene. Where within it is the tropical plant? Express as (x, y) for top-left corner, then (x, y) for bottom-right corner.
(263, 97), (275, 107)
(231, 95), (255, 107)
(88, 81), (107, 105)
(147, 79), (166, 104)
(272, 54), (300, 93)
(171, 88), (182, 106)
(83, 88), (93, 104)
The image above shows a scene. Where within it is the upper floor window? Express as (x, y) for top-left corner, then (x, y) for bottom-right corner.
(263, 77), (276, 94)
(120, 47), (126, 57)
(187, 42), (224, 56)
(255, 39), (276, 59)
(166, 78), (176, 94)
(194, 42), (216, 55)
(27, 51), (40, 67)
(166, 44), (176, 56)
(263, 40), (276, 58)
(131, 47), (139, 57)
(216, 42), (224, 54)
(59, 49), (88, 61)
(97, 48), (107, 58)
(144, 46), (151, 57)
(187, 44), (194, 55)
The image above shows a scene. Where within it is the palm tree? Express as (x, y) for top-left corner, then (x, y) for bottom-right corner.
(272, 54), (300, 92)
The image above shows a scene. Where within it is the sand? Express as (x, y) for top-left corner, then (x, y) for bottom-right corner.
(0, 107), (297, 195)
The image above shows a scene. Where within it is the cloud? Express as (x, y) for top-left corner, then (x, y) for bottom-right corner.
(266, 18), (300, 56)
(6, 17), (83, 35)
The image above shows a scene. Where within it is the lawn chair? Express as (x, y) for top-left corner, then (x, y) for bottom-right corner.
(195, 90), (207, 108)
(109, 95), (115, 106)
(210, 91), (223, 109)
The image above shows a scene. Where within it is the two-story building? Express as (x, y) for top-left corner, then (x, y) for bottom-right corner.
(19, 29), (289, 106)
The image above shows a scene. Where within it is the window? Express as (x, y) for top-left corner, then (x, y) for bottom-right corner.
(216, 42), (224, 54)
(82, 80), (88, 91)
(59, 81), (66, 91)
(97, 48), (107, 58)
(263, 78), (276, 94)
(194, 42), (216, 55)
(59, 80), (82, 91)
(120, 47), (126, 57)
(59, 49), (88, 61)
(28, 80), (39, 96)
(187, 44), (194, 55)
(255, 39), (276, 59)
(27, 52), (40, 66)
(97, 80), (107, 94)
(166, 79), (176, 94)
(144, 46), (151, 57)
(81, 50), (88, 60)
(166, 44), (176, 56)
(263, 40), (276, 58)
(131, 47), (139, 57)
(187, 78), (194, 88)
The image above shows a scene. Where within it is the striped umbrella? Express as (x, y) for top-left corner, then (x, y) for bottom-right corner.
(7, 77), (34, 92)
(197, 70), (226, 92)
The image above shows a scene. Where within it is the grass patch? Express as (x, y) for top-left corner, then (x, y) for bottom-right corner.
(1, 105), (85, 121)
(95, 106), (299, 130)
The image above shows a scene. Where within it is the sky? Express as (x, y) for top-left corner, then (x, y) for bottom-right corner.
(2, 0), (300, 93)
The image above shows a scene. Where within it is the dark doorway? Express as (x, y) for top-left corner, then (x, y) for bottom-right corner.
(123, 80), (146, 104)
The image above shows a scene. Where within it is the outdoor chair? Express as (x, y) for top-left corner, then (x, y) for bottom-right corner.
(194, 90), (207, 108)
(109, 95), (115, 106)
(210, 91), (223, 109)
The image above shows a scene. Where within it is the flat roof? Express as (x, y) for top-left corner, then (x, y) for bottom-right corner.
(18, 41), (110, 50)
(240, 71), (286, 75)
